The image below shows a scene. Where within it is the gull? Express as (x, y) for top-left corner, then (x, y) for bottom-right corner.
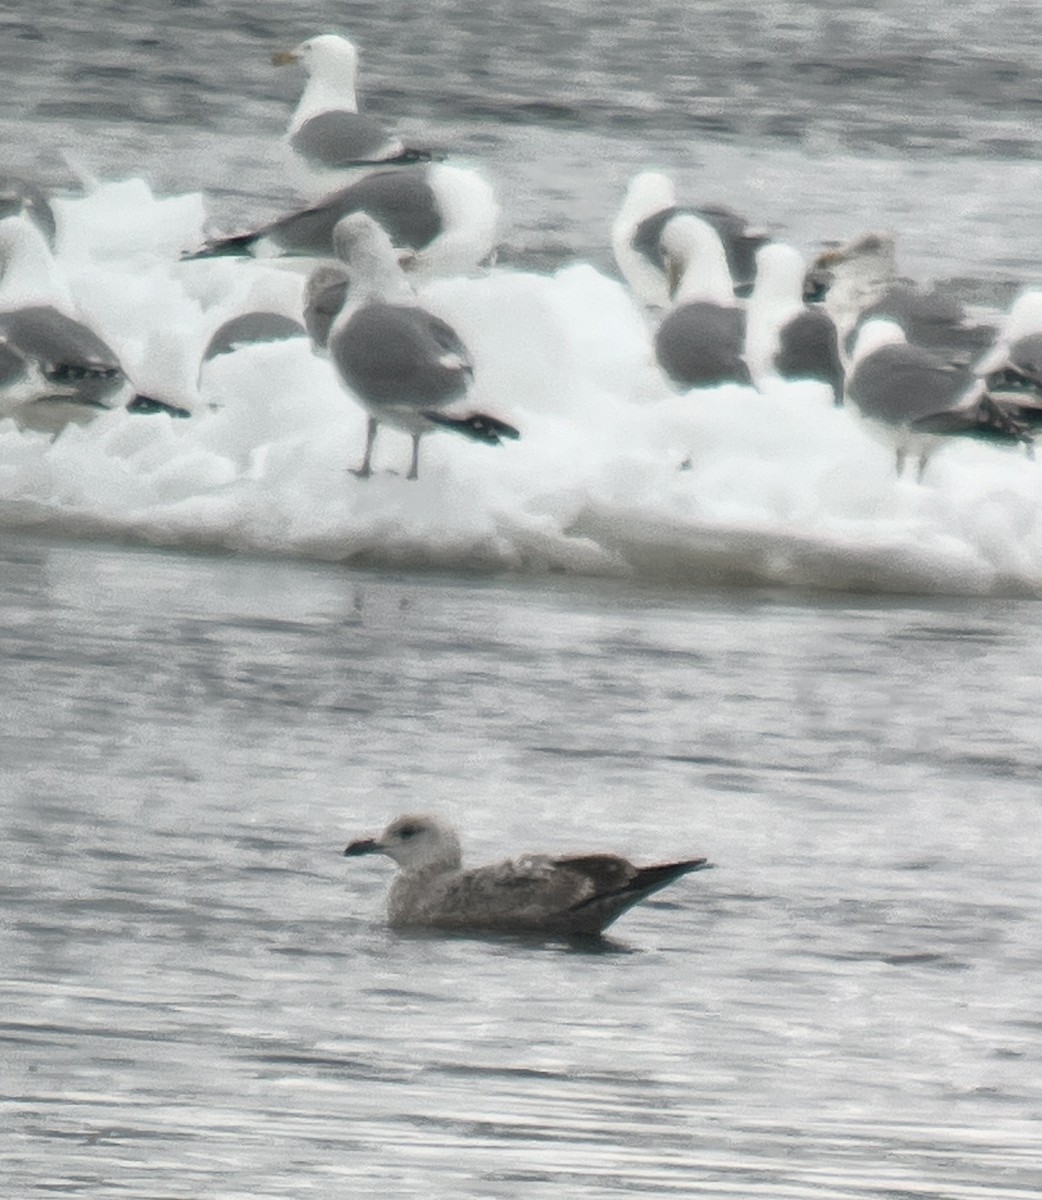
(186, 164), (499, 280)
(273, 32), (438, 195)
(325, 212), (519, 479)
(745, 241), (844, 401)
(612, 171), (768, 310)
(652, 213), (752, 389)
(804, 231), (995, 366)
(0, 212), (129, 432)
(344, 813), (712, 936)
(0, 175), (58, 246)
(971, 289), (1042, 429)
(0, 212), (194, 429)
(303, 261), (350, 351)
(845, 318), (1030, 479)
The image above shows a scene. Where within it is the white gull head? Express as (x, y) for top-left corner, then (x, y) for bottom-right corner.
(277, 33), (361, 126)
(345, 814), (463, 873)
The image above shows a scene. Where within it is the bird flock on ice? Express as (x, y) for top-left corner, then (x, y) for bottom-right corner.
(3, 31), (1042, 485)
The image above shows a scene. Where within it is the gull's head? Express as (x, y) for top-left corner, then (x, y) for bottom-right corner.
(658, 213), (733, 304)
(273, 33), (359, 79)
(331, 214), (409, 304)
(850, 317), (907, 366)
(619, 171), (676, 222)
(805, 231), (897, 301)
(333, 212), (397, 268)
(344, 814), (462, 872)
(751, 241), (806, 305)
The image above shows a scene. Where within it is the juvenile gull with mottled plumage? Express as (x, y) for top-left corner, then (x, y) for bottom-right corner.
(344, 814), (712, 935)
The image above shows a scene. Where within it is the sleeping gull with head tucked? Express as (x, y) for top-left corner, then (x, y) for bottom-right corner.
(745, 241), (843, 402)
(652, 213), (752, 390)
(344, 813), (712, 935)
(612, 170), (768, 310)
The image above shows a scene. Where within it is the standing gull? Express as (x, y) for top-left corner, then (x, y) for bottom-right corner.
(344, 814), (712, 935)
(273, 33), (438, 195)
(653, 213), (752, 389)
(325, 212), (519, 480)
(845, 318), (1030, 480)
(745, 242), (843, 401)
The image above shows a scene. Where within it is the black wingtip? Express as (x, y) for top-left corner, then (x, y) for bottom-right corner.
(180, 232), (258, 261)
(126, 395), (192, 419)
(421, 411), (521, 444)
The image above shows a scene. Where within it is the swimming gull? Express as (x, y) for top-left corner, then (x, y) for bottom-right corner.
(653, 213), (752, 389)
(804, 231), (995, 365)
(273, 33), (438, 194)
(344, 813), (712, 935)
(187, 163), (498, 279)
(612, 171), (768, 309)
(845, 318), (1030, 480)
(325, 212), (519, 479)
(745, 242), (843, 401)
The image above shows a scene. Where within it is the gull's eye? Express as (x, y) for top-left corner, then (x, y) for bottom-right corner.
(397, 824), (421, 840)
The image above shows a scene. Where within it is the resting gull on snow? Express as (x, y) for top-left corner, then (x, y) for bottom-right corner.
(970, 288), (1042, 428)
(324, 212), (519, 480)
(845, 318), (1030, 480)
(273, 33), (439, 194)
(187, 164), (498, 280)
(344, 813), (712, 935)
(0, 212), (195, 428)
(0, 212), (130, 432)
(612, 171), (768, 309)
(745, 241), (843, 402)
(653, 213), (752, 390)
(197, 270), (310, 382)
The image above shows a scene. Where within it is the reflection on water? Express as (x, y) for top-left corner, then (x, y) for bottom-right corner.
(2, 532), (1040, 1197)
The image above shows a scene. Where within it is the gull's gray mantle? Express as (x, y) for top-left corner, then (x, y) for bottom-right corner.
(344, 814), (712, 936)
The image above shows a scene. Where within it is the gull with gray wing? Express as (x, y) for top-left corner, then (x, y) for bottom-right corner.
(845, 318), (1030, 480)
(273, 33), (439, 195)
(323, 212), (519, 479)
(344, 814), (712, 936)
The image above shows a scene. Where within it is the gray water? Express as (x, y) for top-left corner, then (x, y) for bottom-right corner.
(2, 0), (1042, 286)
(2, 531), (1041, 1197)
(2, 2), (1042, 1195)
